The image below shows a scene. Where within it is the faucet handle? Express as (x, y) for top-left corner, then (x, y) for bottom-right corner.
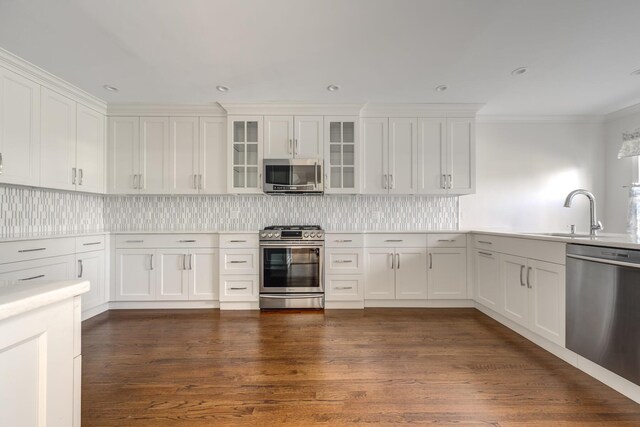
(570, 225), (576, 234)
(596, 221), (604, 231)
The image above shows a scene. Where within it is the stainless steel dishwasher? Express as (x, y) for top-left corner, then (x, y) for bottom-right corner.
(566, 244), (640, 386)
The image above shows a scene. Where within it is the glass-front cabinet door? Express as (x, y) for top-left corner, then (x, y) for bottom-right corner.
(324, 116), (359, 194)
(228, 115), (263, 193)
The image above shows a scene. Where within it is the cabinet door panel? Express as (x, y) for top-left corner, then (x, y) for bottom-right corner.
(228, 116), (263, 193)
(108, 117), (139, 194)
(395, 248), (427, 299)
(264, 116), (293, 159)
(418, 118), (446, 194)
(528, 259), (565, 346)
(475, 249), (501, 312)
(295, 116), (323, 158)
(447, 118), (474, 194)
(77, 251), (104, 311)
(427, 248), (467, 299)
(364, 249), (395, 299)
(115, 250), (155, 301)
(324, 117), (359, 194)
(189, 249), (219, 300)
(169, 117), (199, 194)
(40, 87), (76, 191)
(199, 117), (226, 194)
(76, 105), (104, 193)
(140, 117), (169, 194)
(388, 118), (417, 195)
(501, 254), (529, 327)
(0, 67), (40, 186)
(361, 118), (388, 194)
(157, 250), (189, 300)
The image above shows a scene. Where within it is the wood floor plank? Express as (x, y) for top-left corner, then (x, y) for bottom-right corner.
(82, 308), (640, 426)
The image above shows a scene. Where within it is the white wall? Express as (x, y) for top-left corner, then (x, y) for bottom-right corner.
(460, 121), (605, 233)
(603, 108), (640, 233)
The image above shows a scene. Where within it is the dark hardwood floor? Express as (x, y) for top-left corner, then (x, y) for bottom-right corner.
(82, 308), (640, 426)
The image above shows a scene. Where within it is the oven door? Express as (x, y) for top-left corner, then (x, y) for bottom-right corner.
(260, 243), (324, 293)
(263, 159), (323, 193)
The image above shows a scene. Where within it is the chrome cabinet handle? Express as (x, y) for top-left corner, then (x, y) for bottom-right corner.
(477, 240), (492, 245)
(199, 174), (203, 190)
(335, 286), (353, 290)
(437, 239), (455, 242)
(478, 251), (493, 256)
(126, 240), (144, 243)
(18, 247), (46, 253)
(179, 240), (197, 243)
(189, 254), (193, 270)
(441, 174), (446, 189)
(289, 139), (292, 154)
(295, 138), (299, 155)
(193, 174), (197, 189)
(182, 254), (187, 270)
(429, 253), (433, 269)
(20, 274), (45, 281)
(390, 252), (394, 269)
(150, 254), (154, 270)
(133, 174), (139, 189)
(229, 240), (247, 243)
(335, 239), (353, 243)
(385, 239), (403, 242)
(334, 260), (353, 263)
(396, 253), (400, 269)
(526, 267), (532, 288)
(383, 174), (388, 189)
(139, 174), (144, 189)
(0, 152), (3, 174)
(448, 174), (452, 189)
(314, 162), (318, 186)
(519, 265), (525, 287)
(72, 167), (77, 184)
(83, 242), (101, 246)
(230, 287), (247, 290)
(390, 174), (394, 189)
(78, 259), (83, 278)
(229, 260), (247, 264)
(79, 168), (83, 185)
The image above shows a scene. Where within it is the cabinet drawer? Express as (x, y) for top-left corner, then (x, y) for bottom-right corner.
(0, 237), (75, 264)
(325, 275), (363, 301)
(325, 233), (363, 248)
(473, 234), (506, 252)
(115, 234), (218, 248)
(220, 249), (259, 274)
(75, 234), (106, 253)
(219, 233), (259, 248)
(325, 249), (363, 274)
(364, 233), (427, 248)
(220, 275), (258, 302)
(428, 233), (467, 248)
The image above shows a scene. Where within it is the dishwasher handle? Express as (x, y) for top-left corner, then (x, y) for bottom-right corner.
(567, 253), (640, 270)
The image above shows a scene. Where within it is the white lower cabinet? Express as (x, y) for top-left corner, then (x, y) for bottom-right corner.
(189, 249), (219, 300)
(0, 254), (76, 282)
(474, 248), (502, 311)
(76, 250), (105, 311)
(326, 275), (363, 301)
(325, 237), (364, 304)
(364, 247), (427, 300)
(114, 249), (156, 301)
(157, 250), (189, 300)
(427, 248), (467, 299)
(219, 234), (259, 306)
(220, 275), (258, 302)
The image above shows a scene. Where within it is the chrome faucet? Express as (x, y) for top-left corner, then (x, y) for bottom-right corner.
(563, 189), (603, 236)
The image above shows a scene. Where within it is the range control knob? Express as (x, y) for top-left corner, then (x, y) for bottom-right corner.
(267, 233), (273, 238)
(316, 232), (323, 238)
(303, 232), (310, 238)
(274, 233), (280, 238)
(310, 232), (316, 238)
(260, 232), (267, 238)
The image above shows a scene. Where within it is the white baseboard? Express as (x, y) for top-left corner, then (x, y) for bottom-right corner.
(219, 301), (259, 310)
(474, 302), (640, 404)
(81, 302), (109, 321)
(364, 299), (474, 308)
(109, 301), (220, 310)
(325, 301), (365, 309)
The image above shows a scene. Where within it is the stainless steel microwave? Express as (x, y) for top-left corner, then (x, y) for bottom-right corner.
(263, 159), (323, 194)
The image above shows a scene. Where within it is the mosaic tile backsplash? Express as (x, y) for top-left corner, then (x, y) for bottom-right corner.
(105, 195), (458, 232)
(0, 185), (458, 238)
(0, 185), (105, 238)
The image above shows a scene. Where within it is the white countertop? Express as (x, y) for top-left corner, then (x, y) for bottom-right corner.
(0, 231), (107, 243)
(0, 280), (89, 322)
(472, 230), (640, 250)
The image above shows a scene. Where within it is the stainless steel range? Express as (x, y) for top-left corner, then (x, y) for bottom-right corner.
(259, 225), (324, 309)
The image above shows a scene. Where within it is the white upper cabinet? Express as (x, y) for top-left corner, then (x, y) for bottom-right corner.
(324, 117), (358, 194)
(263, 116), (293, 158)
(446, 118), (474, 194)
(295, 116), (323, 158)
(228, 116), (263, 193)
(361, 118), (388, 194)
(40, 87), (77, 191)
(108, 117), (140, 194)
(388, 118), (417, 194)
(199, 117), (226, 194)
(139, 117), (170, 194)
(0, 67), (40, 186)
(169, 117), (199, 194)
(417, 118), (446, 194)
(75, 105), (105, 193)
(263, 115), (323, 159)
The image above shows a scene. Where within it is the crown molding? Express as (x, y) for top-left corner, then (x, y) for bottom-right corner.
(0, 47), (106, 114)
(604, 102), (640, 122)
(220, 102), (365, 116)
(360, 103), (484, 118)
(107, 103), (227, 117)
(476, 115), (605, 124)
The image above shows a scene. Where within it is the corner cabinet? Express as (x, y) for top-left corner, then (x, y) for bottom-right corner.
(324, 117), (359, 194)
(227, 116), (263, 193)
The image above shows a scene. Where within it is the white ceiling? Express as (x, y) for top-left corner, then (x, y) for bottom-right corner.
(1, 0), (640, 116)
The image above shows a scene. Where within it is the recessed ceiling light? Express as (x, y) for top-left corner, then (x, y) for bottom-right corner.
(511, 67), (528, 76)
(216, 85), (230, 92)
(632, 69), (640, 76)
(103, 84), (119, 92)
(435, 85), (448, 92)
(327, 84), (340, 92)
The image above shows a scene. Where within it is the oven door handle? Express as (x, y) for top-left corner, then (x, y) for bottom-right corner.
(260, 294), (324, 299)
